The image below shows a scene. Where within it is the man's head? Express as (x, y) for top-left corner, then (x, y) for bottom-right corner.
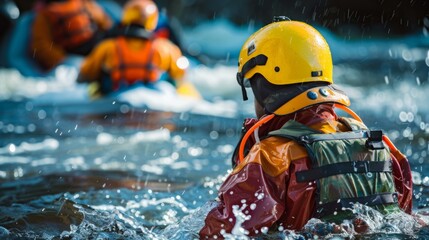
(122, 0), (159, 31)
(237, 17), (350, 116)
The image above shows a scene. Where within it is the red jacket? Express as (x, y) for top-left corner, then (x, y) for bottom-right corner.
(200, 104), (413, 238)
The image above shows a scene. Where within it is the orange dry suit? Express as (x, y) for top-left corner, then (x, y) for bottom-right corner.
(31, 0), (112, 70)
(79, 24), (186, 96)
(200, 104), (413, 238)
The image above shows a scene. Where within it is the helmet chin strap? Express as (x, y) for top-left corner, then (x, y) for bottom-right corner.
(236, 54), (268, 101)
(241, 82), (248, 101)
(236, 72), (248, 101)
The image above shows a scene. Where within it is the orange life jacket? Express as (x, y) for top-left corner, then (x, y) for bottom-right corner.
(110, 37), (159, 90)
(44, 0), (96, 49)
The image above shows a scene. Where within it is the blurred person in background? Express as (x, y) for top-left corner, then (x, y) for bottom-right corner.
(200, 17), (414, 238)
(31, 0), (113, 71)
(77, 0), (195, 99)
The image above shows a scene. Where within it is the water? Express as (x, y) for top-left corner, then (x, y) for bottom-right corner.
(1, 20), (429, 239)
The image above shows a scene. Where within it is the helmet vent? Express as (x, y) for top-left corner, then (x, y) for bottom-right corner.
(275, 66), (280, 72)
(311, 71), (323, 77)
(247, 41), (256, 55)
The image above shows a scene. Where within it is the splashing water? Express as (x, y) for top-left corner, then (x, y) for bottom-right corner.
(222, 203), (251, 239)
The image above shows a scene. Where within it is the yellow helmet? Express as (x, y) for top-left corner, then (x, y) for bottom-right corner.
(236, 17), (350, 115)
(122, 0), (159, 31)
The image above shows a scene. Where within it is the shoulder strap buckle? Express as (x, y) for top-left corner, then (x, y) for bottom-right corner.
(365, 130), (385, 150)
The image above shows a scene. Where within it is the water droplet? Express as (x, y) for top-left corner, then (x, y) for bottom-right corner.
(37, 109), (46, 119)
(171, 152), (179, 160)
(25, 102), (33, 111)
(422, 176), (429, 187)
(401, 49), (412, 61)
(250, 203), (257, 210)
(176, 56), (190, 70)
(6, 124), (14, 133)
(399, 111), (408, 122)
(261, 226), (269, 234)
(210, 131), (219, 140)
(407, 112), (414, 122)
(425, 50), (429, 66)
(8, 144), (16, 153)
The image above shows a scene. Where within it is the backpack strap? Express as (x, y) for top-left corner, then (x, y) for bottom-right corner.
(296, 160), (392, 182)
(269, 119), (385, 153)
(268, 120), (321, 140)
(338, 116), (368, 131)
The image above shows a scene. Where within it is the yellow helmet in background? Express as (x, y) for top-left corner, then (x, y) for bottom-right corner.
(236, 17), (350, 115)
(122, 0), (159, 31)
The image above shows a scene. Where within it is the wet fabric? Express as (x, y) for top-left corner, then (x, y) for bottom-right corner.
(200, 104), (413, 238)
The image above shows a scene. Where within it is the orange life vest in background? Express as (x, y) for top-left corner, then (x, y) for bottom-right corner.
(44, 0), (96, 49)
(110, 37), (159, 90)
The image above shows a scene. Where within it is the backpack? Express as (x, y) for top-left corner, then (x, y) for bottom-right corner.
(268, 117), (399, 220)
